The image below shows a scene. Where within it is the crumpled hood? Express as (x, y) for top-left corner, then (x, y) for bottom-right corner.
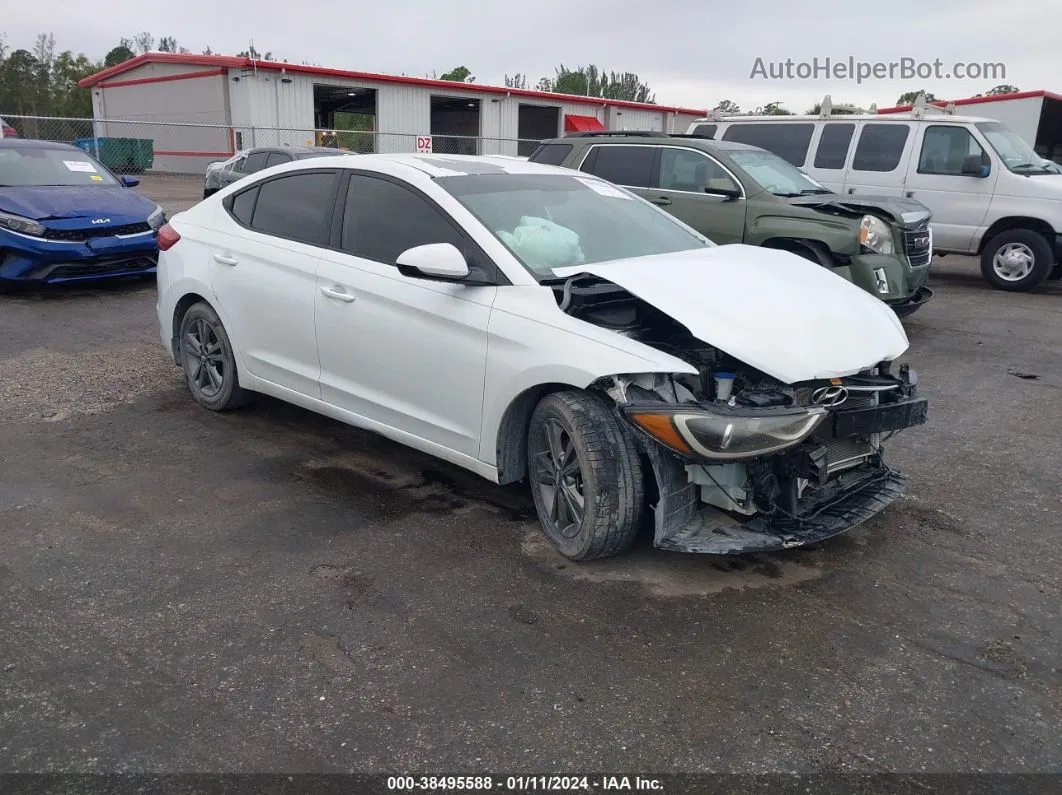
(787, 193), (931, 229)
(553, 244), (909, 384)
(0, 186), (157, 221)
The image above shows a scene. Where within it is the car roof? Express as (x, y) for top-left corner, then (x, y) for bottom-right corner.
(251, 145), (348, 155)
(541, 134), (765, 153)
(277, 152), (574, 177)
(0, 138), (80, 151)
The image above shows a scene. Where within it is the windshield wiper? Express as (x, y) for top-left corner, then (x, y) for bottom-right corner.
(1012, 162), (1050, 172)
(799, 188), (832, 195)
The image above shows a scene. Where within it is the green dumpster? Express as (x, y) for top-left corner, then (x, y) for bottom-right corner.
(73, 138), (154, 174)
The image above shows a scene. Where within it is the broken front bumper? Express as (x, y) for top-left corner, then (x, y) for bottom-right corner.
(640, 394), (927, 556)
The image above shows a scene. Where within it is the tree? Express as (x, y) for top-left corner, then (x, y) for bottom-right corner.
(714, 99), (740, 113)
(104, 44), (135, 67)
(157, 36), (178, 53)
(981, 84), (1015, 97)
(51, 50), (97, 116)
(896, 90), (936, 105)
(237, 42), (273, 60)
(202, 46), (215, 55)
(132, 32), (154, 54)
(542, 65), (654, 103)
(763, 102), (792, 115)
(0, 50), (43, 114)
(439, 66), (474, 83)
(505, 73), (527, 89)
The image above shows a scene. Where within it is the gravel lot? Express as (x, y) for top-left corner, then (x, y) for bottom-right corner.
(1, 175), (1061, 778)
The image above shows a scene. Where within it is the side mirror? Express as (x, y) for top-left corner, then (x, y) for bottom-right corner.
(961, 155), (989, 177)
(396, 243), (470, 281)
(704, 186), (742, 200)
(120, 175), (140, 187)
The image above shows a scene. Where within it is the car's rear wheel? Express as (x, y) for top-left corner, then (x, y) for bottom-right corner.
(980, 229), (1054, 291)
(178, 302), (251, 411)
(526, 391), (645, 561)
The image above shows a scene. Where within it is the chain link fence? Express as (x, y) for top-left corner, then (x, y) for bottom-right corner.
(0, 114), (544, 176)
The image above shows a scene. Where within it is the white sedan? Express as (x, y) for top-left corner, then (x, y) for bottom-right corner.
(155, 153), (928, 561)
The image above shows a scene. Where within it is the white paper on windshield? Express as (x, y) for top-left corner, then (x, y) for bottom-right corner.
(575, 176), (632, 200)
(63, 160), (97, 173)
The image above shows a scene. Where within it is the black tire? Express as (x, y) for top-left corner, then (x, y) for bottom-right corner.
(177, 301), (252, 411)
(980, 229), (1054, 292)
(526, 390), (645, 561)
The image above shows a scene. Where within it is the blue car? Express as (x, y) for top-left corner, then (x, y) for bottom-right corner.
(0, 139), (165, 290)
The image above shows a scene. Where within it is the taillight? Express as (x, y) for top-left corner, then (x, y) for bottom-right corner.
(157, 223), (181, 251)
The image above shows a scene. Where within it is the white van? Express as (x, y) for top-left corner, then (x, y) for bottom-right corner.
(686, 98), (1062, 291)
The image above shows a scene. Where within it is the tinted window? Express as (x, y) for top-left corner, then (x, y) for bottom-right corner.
(658, 148), (738, 194)
(918, 125), (986, 174)
(229, 186), (258, 225)
(691, 124), (717, 138)
(814, 123), (855, 169)
(581, 145), (655, 187)
(852, 124), (910, 172)
(249, 171), (338, 245)
(265, 151), (293, 168)
(228, 154), (248, 173)
(529, 143), (573, 166)
(244, 151), (269, 173)
(721, 123), (815, 166)
(341, 175), (465, 264)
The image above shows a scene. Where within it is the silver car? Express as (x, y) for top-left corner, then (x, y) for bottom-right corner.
(202, 145), (353, 198)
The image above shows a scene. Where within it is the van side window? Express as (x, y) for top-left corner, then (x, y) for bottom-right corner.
(917, 126), (987, 175)
(691, 124), (717, 139)
(721, 123), (815, 167)
(814, 123), (855, 169)
(852, 124), (910, 172)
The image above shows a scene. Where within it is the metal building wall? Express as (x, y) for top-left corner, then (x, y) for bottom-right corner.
(93, 68), (231, 174)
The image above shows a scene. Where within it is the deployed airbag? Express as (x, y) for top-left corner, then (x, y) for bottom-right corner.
(498, 216), (585, 271)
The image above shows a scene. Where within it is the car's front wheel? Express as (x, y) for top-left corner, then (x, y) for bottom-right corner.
(178, 302), (251, 411)
(980, 229), (1054, 291)
(527, 391), (645, 561)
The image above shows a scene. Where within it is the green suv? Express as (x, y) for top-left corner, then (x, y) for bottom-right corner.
(529, 132), (934, 317)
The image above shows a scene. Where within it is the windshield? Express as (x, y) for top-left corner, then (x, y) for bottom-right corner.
(437, 173), (711, 277)
(975, 122), (1052, 173)
(726, 149), (830, 196)
(0, 146), (119, 187)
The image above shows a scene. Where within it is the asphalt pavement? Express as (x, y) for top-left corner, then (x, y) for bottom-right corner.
(1, 175), (1060, 776)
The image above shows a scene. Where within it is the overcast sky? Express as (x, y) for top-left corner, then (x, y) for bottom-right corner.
(3, 0), (1053, 112)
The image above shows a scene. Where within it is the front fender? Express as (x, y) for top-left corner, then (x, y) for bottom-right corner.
(746, 212), (859, 257)
(478, 289), (697, 466)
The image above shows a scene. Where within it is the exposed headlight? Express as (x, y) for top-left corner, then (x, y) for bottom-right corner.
(859, 215), (894, 255)
(625, 404), (827, 461)
(0, 210), (46, 237)
(147, 205), (166, 230)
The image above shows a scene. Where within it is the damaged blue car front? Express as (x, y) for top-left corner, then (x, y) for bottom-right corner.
(0, 139), (164, 289)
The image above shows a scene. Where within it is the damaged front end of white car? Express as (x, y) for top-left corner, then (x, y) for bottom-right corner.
(549, 249), (928, 555)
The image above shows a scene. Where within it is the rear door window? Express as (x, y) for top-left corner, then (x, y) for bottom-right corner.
(528, 143), (573, 166)
(852, 124), (911, 172)
(243, 151), (269, 173)
(721, 123), (815, 166)
(264, 151), (293, 169)
(580, 145), (656, 188)
(813, 123), (856, 169)
(247, 171), (340, 246)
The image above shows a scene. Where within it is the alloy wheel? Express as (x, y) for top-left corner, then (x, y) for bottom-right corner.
(993, 243), (1035, 282)
(183, 317), (226, 398)
(531, 418), (586, 539)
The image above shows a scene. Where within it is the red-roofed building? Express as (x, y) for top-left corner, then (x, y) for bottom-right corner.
(77, 53), (705, 173)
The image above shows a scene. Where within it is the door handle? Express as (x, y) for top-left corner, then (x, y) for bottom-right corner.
(320, 286), (356, 303)
(651, 196), (672, 206)
(213, 253), (238, 266)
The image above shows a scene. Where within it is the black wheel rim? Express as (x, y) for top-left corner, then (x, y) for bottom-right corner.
(183, 317), (226, 398)
(531, 418), (585, 539)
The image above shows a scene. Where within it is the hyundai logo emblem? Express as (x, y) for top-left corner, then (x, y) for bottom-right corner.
(91, 218), (111, 224)
(811, 386), (848, 407)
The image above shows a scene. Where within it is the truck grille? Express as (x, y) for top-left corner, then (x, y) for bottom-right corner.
(903, 225), (932, 267)
(44, 222), (153, 242)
